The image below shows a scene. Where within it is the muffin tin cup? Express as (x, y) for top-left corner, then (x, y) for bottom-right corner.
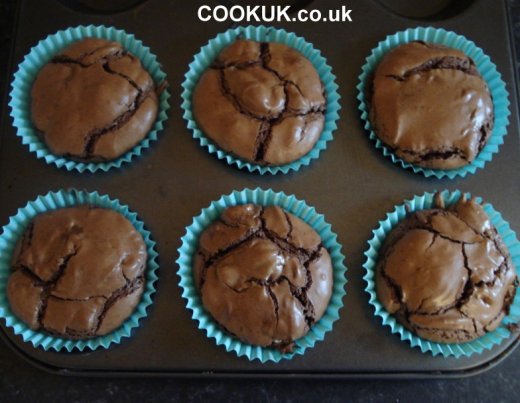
(176, 188), (347, 362)
(0, 189), (159, 352)
(363, 189), (520, 358)
(181, 25), (341, 175)
(357, 27), (511, 179)
(8, 25), (170, 173)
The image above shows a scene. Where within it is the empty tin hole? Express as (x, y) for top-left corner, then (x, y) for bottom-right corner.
(58, 0), (148, 15)
(374, 0), (475, 20)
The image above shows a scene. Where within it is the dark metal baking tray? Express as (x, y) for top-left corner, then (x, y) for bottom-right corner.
(0, 0), (519, 378)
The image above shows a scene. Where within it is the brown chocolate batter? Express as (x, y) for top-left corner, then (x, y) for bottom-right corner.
(376, 194), (517, 343)
(370, 41), (494, 169)
(7, 207), (147, 339)
(31, 38), (158, 161)
(193, 40), (326, 165)
(194, 204), (333, 352)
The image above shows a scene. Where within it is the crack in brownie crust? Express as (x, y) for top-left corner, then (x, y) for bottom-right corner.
(192, 39), (326, 165)
(6, 206), (147, 339)
(31, 38), (159, 162)
(369, 41), (494, 170)
(375, 194), (518, 343)
(194, 204), (333, 352)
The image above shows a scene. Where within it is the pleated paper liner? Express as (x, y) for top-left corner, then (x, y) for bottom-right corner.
(177, 188), (347, 362)
(357, 27), (510, 179)
(0, 189), (159, 351)
(363, 190), (520, 357)
(181, 25), (341, 175)
(9, 25), (170, 173)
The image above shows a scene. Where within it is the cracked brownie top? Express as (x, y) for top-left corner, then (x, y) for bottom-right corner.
(193, 204), (333, 352)
(192, 39), (326, 166)
(369, 41), (494, 170)
(376, 194), (517, 344)
(30, 38), (158, 162)
(7, 206), (147, 339)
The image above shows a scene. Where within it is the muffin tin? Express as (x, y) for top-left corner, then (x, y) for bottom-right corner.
(0, 0), (519, 377)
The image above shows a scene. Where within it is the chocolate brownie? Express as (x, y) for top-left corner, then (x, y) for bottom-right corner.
(376, 193), (518, 343)
(7, 207), (147, 339)
(369, 41), (494, 169)
(31, 38), (158, 161)
(194, 204), (333, 352)
(192, 39), (326, 165)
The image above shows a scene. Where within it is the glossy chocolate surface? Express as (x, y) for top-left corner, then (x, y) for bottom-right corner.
(193, 39), (325, 165)
(376, 195), (517, 343)
(31, 38), (158, 161)
(370, 41), (494, 169)
(194, 204), (332, 351)
(7, 207), (147, 338)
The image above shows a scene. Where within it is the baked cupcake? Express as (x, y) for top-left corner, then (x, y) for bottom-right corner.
(369, 41), (494, 170)
(193, 204), (333, 352)
(375, 193), (517, 344)
(192, 39), (326, 166)
(6, 206), (147, 339)
(31, 38), (159, 162)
